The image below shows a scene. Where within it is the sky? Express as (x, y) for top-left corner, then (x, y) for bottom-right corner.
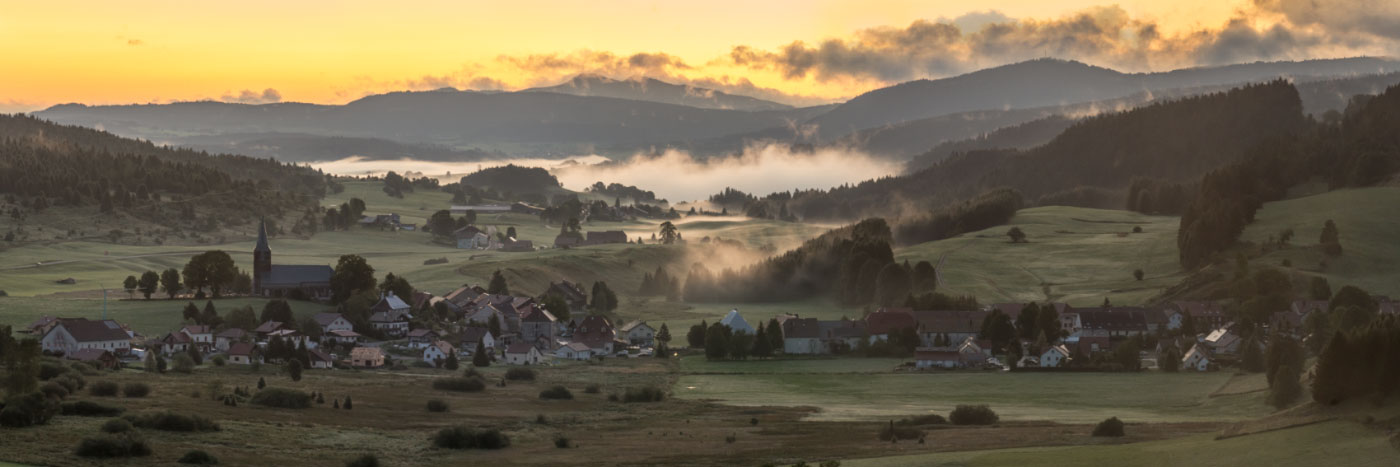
(2, 0), (1397, 112)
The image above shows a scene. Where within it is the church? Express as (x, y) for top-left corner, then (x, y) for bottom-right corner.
(253, 220), (334, 300)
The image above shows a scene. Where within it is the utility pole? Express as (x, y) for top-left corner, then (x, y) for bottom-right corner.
(100, 282), (108, 320)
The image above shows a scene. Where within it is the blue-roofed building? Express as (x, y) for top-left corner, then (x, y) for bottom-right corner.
(253, 220), (333, 300)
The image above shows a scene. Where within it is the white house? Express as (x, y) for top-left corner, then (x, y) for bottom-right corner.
(914, 349), (961, 369)
(308, 348), (334, 369)
(459, 327), (495, 353)
(227, 342), (261, 365)
(618, 320), (656, 347)
(313, 313), (354, 334)
(369, 293), (413, 337)
(1164, 309), (1186, 331)
(505, 342), (543, 365)
(555, 342), (593, 361)
(324, 329), (362, 346)
(215, 328), (247, 352)
(1204, 328), (1241, 354)
(40, 318), (132, 356)
(781, 318), (826, 354)
(720, 309), (755, 335)
(1182, 344), (1211, 371)
(180, 325), (214, 351)
(1040, 345), (1071, 368)
(422, 340), (456, 365)
(407, 329), (441, 349)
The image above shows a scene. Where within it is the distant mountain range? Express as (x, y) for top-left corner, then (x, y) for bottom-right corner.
(31, 57), (1400, 162)
(523, 74), (793, 111)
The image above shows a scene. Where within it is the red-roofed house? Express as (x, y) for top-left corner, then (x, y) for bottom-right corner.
(914, 348), (962, 369)
(866, 308), (917, 343)
(505, 342), (544, 365)
(40, 318), (133, 356)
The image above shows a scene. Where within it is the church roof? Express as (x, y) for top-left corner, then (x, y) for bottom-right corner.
(255, 219), (270, 253)
(263, 265), (333, 287)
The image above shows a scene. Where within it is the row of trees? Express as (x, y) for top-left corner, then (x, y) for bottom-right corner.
(687, 320), (784, 361)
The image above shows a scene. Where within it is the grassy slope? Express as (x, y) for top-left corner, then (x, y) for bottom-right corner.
(845, 419), (1399, 467)
(674, 358), (1269, 423)
(895, 206), (1184, 307)
(1238, 186), (1400, 297)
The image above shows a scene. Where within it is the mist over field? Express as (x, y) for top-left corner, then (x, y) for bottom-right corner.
(311, 143), (902, 202)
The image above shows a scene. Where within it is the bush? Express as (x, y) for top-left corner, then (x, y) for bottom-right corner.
(61, 401), (125, 417)
(1092, 417), (1125, 437)
(949, 405), (999, 425)
(554, 435), (571, 448)
(124, 411), (221, 432)
(173, 354), (196, 374)
(90, 380), (120, 397)
(584, 384), (601, 394)
(538, 385), (573, 400)
(426, 399), (450, 412)
(178, 449), (220, 464)
(463, 367), (482, 378)
(505, 368), (536, 381)
(878, 424), (924, 441)
(250, 388), (312, 409)
(73, 434), (152, 458)
(896, 414), (947, 426)
(52, 373), (86, 392)
(39, 361), (70, 380)
(123, 382), (151, 398)
(432, 377), (486, 392)
(0, 392), (60, 428)
(345, 454), (380, 467)
(432, 426), (511, 450)
(211, 355), (227, 367)
(70, 362), (100, 376)
(621, 386), (665, 403)
(41, 381), (70, 400)
(101, 418), (134, 433)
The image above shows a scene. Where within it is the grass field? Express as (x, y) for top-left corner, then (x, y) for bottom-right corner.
(1238, 186), (1400, 298)
(895, 206), (1184, 307)
(844, 419), (1400, 467)
(675, 358), (1271, 423)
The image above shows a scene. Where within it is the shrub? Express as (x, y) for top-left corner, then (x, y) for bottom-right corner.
(426, 399), (450, 413)
(0, 392), (60, 427)
(538, 385), (573, 400)
(178, 449), (220, 464)
(584, 384), (601, 394)
(90, 380), (120, 397)
(896, 414), (947, 426)
(432, 426), (511, 450)
(433, 377), (486, 392)
(250, 388), (312, 409)
(949, 405), (999, 425)
(73, 434), (152, 458)
(41, 381), (70, 400)
(345, 454), (380, 467)
(1092, 417), (1125, 437)
(70, 362), (100, 376)
(52, 373), (86, 392)
(101, 418), (134, 434)
(878, 423), (924, 441)
(61, 401), (125, 417)
(124, 411), (221, 432)
(123, 382), (151, 398)
(173, 354), (195, 374)
(39, 361), (70, 380)
(622, 386), (665, 403)
(211, 355), (227, 367)
(463, 367), (482, 379)
(505, 368), (536, 381)
(554, 435), (571, 448)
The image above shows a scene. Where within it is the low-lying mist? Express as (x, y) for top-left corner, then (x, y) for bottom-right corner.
(552, 144), (901, 202)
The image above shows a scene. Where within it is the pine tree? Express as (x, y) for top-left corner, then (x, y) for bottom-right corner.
(287, 359), (303, 382)
(317, 392), (325, 404)
(1240, 337), (1265, 373)
(257, 377), (266, 390)
(333, 399), (340, 409)
(444, 353), (459, 370)
(144, 350), (158, 372)
(1312, 332), (1352, 405)
(344, 396), (353, 410)
(187, 344), (203, 366)
(1268, 365), (1303, 409)
(472, 341), (490, 367)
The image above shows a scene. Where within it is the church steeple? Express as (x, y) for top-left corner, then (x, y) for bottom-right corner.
(253, 219), (272, 295)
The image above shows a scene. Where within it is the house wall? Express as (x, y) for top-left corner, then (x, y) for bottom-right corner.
(626, 328), (655, 346)
(41, 327), (131, 355)
(784, 337), (826, 355)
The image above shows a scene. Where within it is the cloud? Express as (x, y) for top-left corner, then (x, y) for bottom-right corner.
(221, 88), (282, 104)
(0, 99), (45, 113)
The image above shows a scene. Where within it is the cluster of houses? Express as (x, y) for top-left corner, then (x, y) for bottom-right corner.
(452, 224), (534, 252)
(358, 213), (416, 231)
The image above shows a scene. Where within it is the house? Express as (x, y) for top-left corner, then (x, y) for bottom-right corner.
(957, 337), (991, 366)
(458, 327), (495, 353)
(1182, 344), (1211, 371)
(350, 346), (386, 368)
(912, 310), (988, 346)
(455, 225), (491, 249)
(820, 319), (866, 352)
(215, 328), (247, 352)
(545, 280), (588, 314)
(618, 320), (656, 347)
(66, 348), (119, 369)
(1016, 355), (1041, 368)
(1140, 309), (1169, 333)
(914, 348), (962, 369)
(584, 230), (628, 245)
(719, 309), (755, 335)
(308, 348), (334, 369)
(519, 307), (558, 350)
(266, 329), (316, 350)
(443, 285), (486, 309)
(1040, 345), (1071, 368)
(1076, 309), (1148, 337)
(369, 293), (413, 337)
(25, 316), (59, 336)
(254, 321), (290, 338)
(180, 325), (214, 351)
(501, 239), (534, 252)
(1171, 301), (1226, 330)
(573, 315), (616, 353)
(1065, 333), (1112, 355)
(505, 342), (544, 365)
(554, 342), (593, 361)
(39, 318), (133, 356)
(252, 221), (334, 300)
(159, 332), (192, 355)
(312, 313), (354, 335)
(866, 308), (917, 343)
(1204, 327), (1241, 354)
(782, 318), (825, 354)
(227, 342), (261, 365)
(554, 233), (582, 248)
(451, 204), (513, 215)
(406, 329), (441, 348)
(422, 340), (456, 365)
(1060, 312), (1083, 335)
(324, 329), (362, 346)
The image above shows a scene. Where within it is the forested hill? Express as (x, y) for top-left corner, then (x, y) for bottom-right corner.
(762, 80), (1305, 229)
(0, 114), (325, 230)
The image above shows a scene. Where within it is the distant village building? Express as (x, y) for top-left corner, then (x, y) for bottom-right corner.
(520, 307), (558, 350)
(39, 318), (133, 356)
(619, 320), (656, 347)
(227, 342), (261, 365)
(179, 325), (214, 352)
(1040, 345), (1071, 368)
(313, 313), (354, 335)
(506, 342), (544, 365)
(253, 220), (333, 300)
(555, 342), (593, 361)
(458, 327), (495, 353)
(215, 328), (247, 352)
(1182, 344), (1211, 371)
(719, 309), (755, 335)
(545, 280), (589, 315)
(422, 340), (456, 365)
(406, 329), (441, 348)
(914, 348), (962, 369)
(308, 348), (335, 369)
(368, 293), (413, 337)
(66, 348), (119, 370)
(350, 346), (386, 368)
